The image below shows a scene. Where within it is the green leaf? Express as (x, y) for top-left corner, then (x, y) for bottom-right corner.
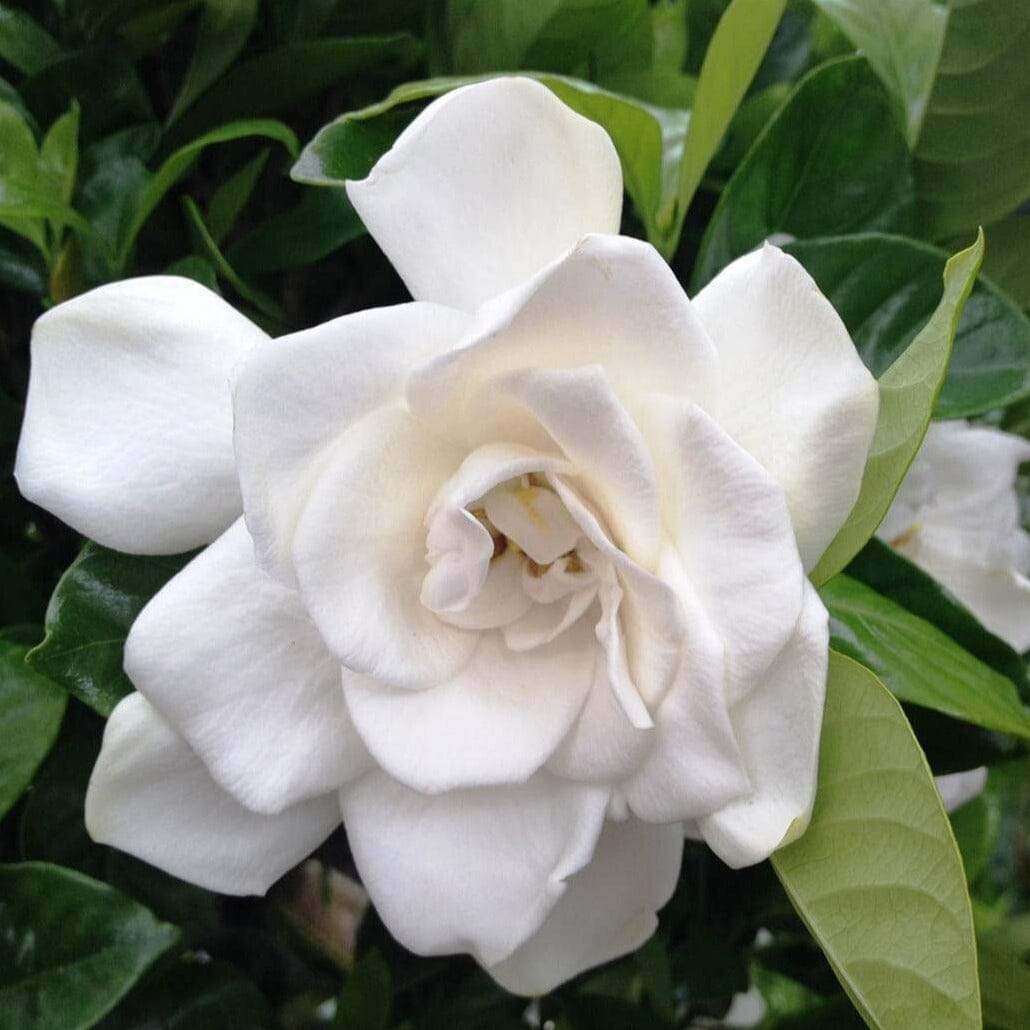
(164, 254), (221, 292)
(205, 145), (269, 245)
(0, 863), (180, 1030)
(0, 641), (66, 821)
(914, 0), (1030, 239)
(39, 103), (81, 208)
(27, 543), (194, 717)
(809, 1), (948, 146)
(166, 0), (258, 126)
(785, 233), (1030, 419)
(691, 55), (913, 291)
(845, 538), (1028, 696)
(167, 34), (423, 143)
(293, 74), (689, 259)
(114, 118), (297, 270)
(332, 950), (392, 1030)
(664, 0), (786, 256)
(810, 230), (984, 585)
(772, 653), (980, 1030)
(228, 186), (364, 273)
(949, 792), (1001, 884)
(981, 215), (1030, 310)
(823, 574), (1030, 739)
(0, 5), (64, 74)
(976, 932), (1030, 1030)
(0, 97), (46, 254)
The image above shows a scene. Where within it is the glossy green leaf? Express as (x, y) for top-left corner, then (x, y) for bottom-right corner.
(786, 233), (1030, 419)
(27, 543), (193, 717)
(846, 538), (1028, 696)
(114, 118), (297, 270)
(665, 0), (785, 255)
(167, 34), (423, 143)
(0, 863), (180, 1030)
(810, 230), (983, 585)
(810, 1), (948, 145)
(166, 0), (258, 126)
(0, 5), (64, 74)
(982, 215), (1030, 309)
(0, 641), (66, 820)
(915, 0), (1030, 239)
(293, 74), (689, 258)
(691, 56), (912, 291)
(332, 951), (392, 1030)
(823, 574), (1030, 739)
(205, 145), (269, 244)
(772, 653), (980, 1030)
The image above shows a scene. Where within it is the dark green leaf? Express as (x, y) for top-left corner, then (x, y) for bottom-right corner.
(811, 230), (983, 584)
(949, 791), (1001, 884)
(164, 254), (221, 291)
(982, 215), (1030, 310)
(0, 641), (66, 820)
(166, 0), (258, 126)
(786, 233), (1030, 419)
(823, 574), (1030, 738)
(0, 5), (64, 74)
(977, 932), (1030, 1030)
(27, 543), (194, 717)
(0, 863), (180, 1030)
(205, 146), (269, 245)
(691, 55), (913, 291)
(772, 653), (980, 1030)
(332, 950), (391, 1030)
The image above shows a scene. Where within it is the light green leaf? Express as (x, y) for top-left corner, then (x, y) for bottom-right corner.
(0, 97), (46, 254)
(166, 0), (258, 126)
(205, 145), (269, 245)
(772, 653), (980, 1030)
(27, 543), (194, 717)
(810, 0), (949, 146)
(663, 0), (785, 256)
(293, 74), (688, 259)
(915, 0), (1030, 239)
(785, 233), (1030, 419)
(114, 118), (298, 270)
(0, 641), (66, 821)
(0, 4), (64, 74)
(0, 862), (180, 1030)
(823, 574), (1030, 739)
(810, 230), (983, 585)
(39, 103), (81, 207)
(691, 56), (913, 290)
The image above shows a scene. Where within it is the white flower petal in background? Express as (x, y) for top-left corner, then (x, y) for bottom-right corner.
(880, 420), (1030, 650)
(340, 771), (609, 967)
(488, 818), (683, 996)
(935, 767), (988, 813)
(692, 245), (880, 572)
(346, 77), (623, 311)
(124, 518), (372, 815)
(15, 276), (266, 554)
(85, 694), (340, 895)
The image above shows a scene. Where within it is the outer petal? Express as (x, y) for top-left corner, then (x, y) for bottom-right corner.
(124, 518), (372, 815)
(408, 234), (720, 444)
(692, 245), (879, 571)
(292, 406), (473, 688)
(343, 622), (595, 794)
(340, 771), (609, 966)
(699, 583), (829, 869)
(489, 819), (683, 996)
(346, 77), (622, 311)
(16, 277), (266, 554)
(86, 694), (340, 895)
(233, 302), (469, 582)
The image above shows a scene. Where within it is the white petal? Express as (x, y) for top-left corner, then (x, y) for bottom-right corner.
(503, 587), (597, 652)
(340, 771), (609, 965)
(699, 583), (829, 869)
(488, 819), (683, 996)
(483, 482), (581, 563)
(86, 694), (340, 895)
(693, 244), (879, 571)
(935, 767), (988, 813)
(292, 406), (474, 688)
(124, 518), (371, 815)
(233, 302), (469, 582)
(16, 276), (265, 554)
(437, 548), (534, 630)
(346, 77), (622, 311)
(642, 398), (806, 706)
(343, 622), (596, 793)
(408, 234), (719, 444)
(625, 549), (751, 823)
(484, 365), (663, 568)
(421, 508), (494, 613)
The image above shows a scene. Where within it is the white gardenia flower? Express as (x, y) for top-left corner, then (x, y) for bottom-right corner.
(14, 78), (879, 994)
(878, 420), (1030, 652)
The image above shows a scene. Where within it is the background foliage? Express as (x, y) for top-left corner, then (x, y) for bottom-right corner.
(0, 1), (1028, 1028)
